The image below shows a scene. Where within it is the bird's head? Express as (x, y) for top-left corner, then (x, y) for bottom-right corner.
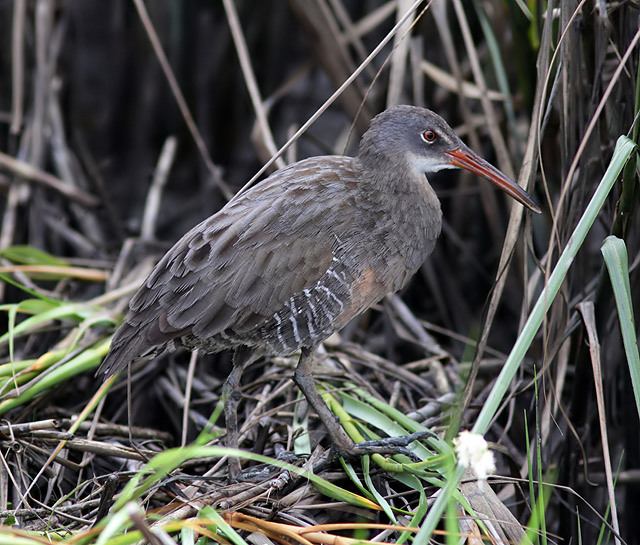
(359, 105), (541, 214)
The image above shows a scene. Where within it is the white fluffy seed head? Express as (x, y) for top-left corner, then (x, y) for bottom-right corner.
(453, 430), (496, 480)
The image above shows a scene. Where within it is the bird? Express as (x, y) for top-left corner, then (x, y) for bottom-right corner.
(98, 105), (540, 471)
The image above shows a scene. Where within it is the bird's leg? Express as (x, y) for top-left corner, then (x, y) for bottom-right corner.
(294, 347), (431, 459)
(293, 347), (356, 453)
(223, 348), (255, 479)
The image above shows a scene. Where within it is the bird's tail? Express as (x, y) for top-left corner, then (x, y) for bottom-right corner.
(97, 322), (152, 377)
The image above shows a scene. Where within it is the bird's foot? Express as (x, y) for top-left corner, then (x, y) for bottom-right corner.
(227, 448), (305, 483)
(333, 430), (433, 461)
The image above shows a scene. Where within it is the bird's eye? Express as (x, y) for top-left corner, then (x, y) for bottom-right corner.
(422, 129), (437, 143)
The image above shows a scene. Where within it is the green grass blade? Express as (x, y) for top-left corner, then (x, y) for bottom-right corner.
(0, 273), (61, 304)
(361, 455), (397, 523)
(109, 445), (381, 515)
(473, 135), (636, 435)
(198, 505), (250, 545)
(347, 387), (453, 455)
(0, 302), (110, 345)
(0, 245), (68, 266)
(396, 474), (427, 544)
(601, 235), (640, 420)
(416, 135), (636, 541)
(0, 339), (110, 415)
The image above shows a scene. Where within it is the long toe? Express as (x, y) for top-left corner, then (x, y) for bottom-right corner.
(334, 430), (432, 460)
(361, 429), (435, 447)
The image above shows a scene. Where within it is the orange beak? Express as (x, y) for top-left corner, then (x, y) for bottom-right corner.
(445, 147), (541, 214)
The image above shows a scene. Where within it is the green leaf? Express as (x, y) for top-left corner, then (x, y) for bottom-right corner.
(0, 245), (68, 266)
(601, 236), (640, 420)
(0, 340), (110, 415)
(0, 302), (110, 346)
(418, 135), (636, 543)
(110, 445), (381, 514)
(198, 506), (248, 545)
(473, 135), (636, 435)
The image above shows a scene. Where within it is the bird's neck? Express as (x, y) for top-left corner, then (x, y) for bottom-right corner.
(358, 144), (442, 220)
(356, 156), (443, 282)
(359, 151), (442, 227)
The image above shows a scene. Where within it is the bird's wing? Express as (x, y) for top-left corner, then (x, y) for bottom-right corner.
(99, 157), (359, 376)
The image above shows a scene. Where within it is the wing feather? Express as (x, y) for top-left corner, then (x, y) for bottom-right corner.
(99, 157), (361, 376)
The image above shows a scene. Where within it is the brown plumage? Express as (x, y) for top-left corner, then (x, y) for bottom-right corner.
(98, 105), (540, 469)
